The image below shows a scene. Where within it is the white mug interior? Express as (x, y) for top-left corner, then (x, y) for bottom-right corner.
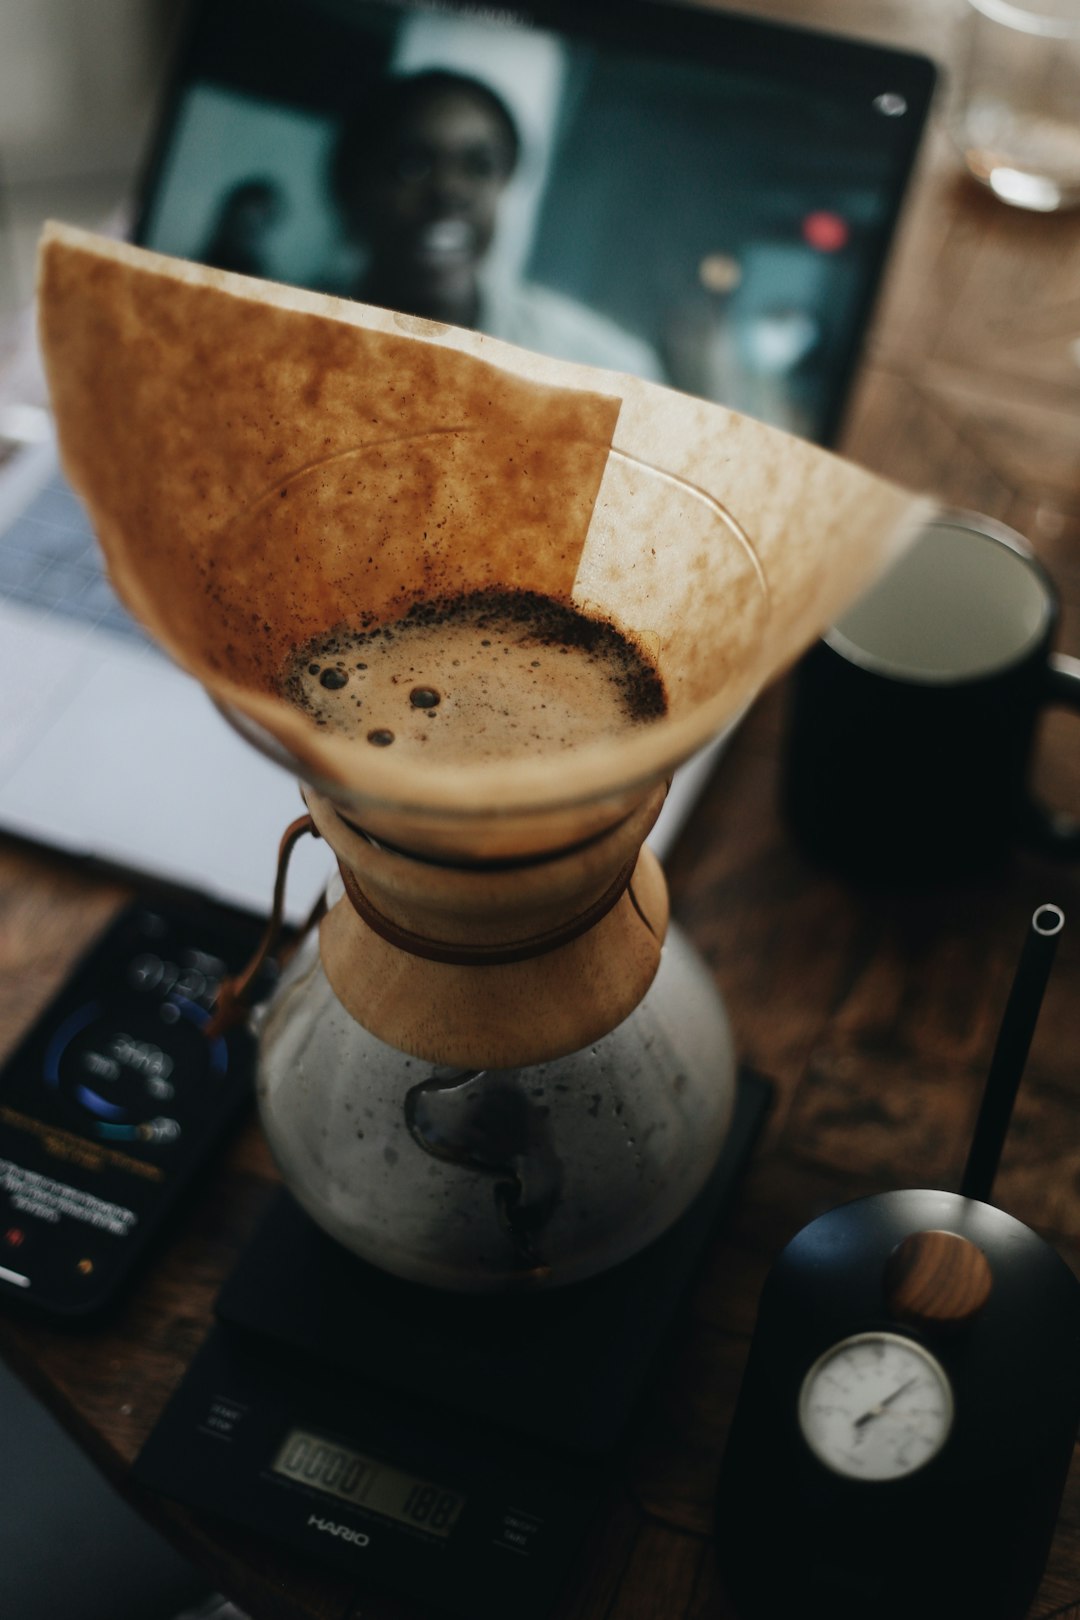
(826, 516), (1052, 682)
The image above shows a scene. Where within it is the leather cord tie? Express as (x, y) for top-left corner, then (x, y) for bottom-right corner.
(207, 814), (323, 1035)
(338, 855), (639, 967)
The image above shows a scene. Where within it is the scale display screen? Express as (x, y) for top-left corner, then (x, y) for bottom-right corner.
(271, 1428), (466, 1538)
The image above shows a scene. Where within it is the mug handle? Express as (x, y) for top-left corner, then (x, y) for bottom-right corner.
(1022, 652), (1080, 858)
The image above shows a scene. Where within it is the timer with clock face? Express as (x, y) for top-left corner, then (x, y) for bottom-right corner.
(715, 1189), (1080, 1620)
(798, 1330), (953, 1483)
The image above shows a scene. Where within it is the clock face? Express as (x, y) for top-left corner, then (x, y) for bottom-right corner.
(798, 1331), (953, 1481)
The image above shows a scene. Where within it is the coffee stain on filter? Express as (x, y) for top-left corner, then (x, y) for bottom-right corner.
(38, 222), (933, 845)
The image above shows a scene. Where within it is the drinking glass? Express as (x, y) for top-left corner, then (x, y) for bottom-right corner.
(950, 0), (1080, 210)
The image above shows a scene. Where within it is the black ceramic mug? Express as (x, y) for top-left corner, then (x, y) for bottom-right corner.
(781, 510), (1080, 881)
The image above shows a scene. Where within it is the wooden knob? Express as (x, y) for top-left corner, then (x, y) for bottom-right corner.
(883, 1229), (993, 1328)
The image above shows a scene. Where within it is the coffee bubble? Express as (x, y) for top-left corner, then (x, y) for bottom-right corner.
(281, 588), (666, 765)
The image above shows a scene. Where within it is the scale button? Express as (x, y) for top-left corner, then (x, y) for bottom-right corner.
(493, 1507), (544, 1556)
(198, 1396), (249, 1439)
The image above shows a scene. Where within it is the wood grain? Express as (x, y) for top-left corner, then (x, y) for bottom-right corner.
(883, 1228), (995, 1325)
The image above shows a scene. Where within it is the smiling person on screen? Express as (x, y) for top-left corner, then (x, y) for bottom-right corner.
(329, 68), (664, 379)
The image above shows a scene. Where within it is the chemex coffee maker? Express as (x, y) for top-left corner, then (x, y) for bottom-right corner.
(38, 223), (931, 1612)
(38, 221), (930, 1296)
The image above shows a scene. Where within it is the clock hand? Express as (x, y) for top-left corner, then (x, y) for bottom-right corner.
(852, 1375), (920, 1430)
(879, 1374), (920, 1410)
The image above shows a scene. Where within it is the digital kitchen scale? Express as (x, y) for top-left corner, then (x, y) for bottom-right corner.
(135, 1069), (771, 1618)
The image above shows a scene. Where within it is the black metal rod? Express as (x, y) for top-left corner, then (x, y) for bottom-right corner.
(960, 904), (1064, 1204)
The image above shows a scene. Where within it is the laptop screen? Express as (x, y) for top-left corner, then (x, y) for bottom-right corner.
(134, 0), (936, 446)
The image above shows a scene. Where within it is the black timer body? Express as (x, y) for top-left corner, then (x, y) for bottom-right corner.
(715, 1189), (1080, 1620)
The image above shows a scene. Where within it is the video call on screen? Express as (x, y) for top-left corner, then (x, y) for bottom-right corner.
(140, 0), (917, 443)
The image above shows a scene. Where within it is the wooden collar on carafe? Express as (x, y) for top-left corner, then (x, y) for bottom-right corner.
(335, 853), (641, 966)
(304, 782), (669, 968)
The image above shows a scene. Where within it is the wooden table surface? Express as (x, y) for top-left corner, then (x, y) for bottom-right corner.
(4, 2), (1080, 1617)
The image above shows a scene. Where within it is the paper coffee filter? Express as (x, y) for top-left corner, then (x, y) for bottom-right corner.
(37, 223), (932, 833)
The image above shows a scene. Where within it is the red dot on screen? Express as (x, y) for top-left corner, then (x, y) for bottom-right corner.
(802, 211), (850, 252)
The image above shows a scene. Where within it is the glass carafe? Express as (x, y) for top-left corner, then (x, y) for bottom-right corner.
(251, 783), (736, 1291)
